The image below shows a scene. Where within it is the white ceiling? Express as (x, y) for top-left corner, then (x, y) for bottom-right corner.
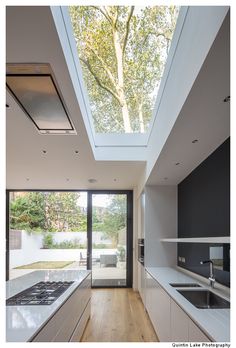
(6, 6), (145, 190)
(6, 6), (230, 191)
(147, 12), (230, 186)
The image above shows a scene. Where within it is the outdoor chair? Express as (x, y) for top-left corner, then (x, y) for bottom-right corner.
(100, 254), (117, 267)
(79, 252), (87, 266)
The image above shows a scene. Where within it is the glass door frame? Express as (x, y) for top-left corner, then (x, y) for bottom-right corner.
(87, 190), (133, 288)
(6, 189), (133, 288)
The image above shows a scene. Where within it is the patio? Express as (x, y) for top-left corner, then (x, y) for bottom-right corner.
(10, 259), (126, 281)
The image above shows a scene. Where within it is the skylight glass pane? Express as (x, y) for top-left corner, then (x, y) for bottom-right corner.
(69, 6), (179, 134)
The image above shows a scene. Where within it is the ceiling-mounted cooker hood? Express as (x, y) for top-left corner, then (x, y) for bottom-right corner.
(6, 63), (76, 135)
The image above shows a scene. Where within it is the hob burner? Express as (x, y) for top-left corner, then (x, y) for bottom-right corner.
(6, 281), (74, 306)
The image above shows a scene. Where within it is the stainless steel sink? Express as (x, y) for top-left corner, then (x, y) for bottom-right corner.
(170, 283), (201, 288)
(177, 289), (230, 309)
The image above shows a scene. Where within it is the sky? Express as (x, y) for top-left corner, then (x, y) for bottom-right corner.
(77, 192), (113, 208)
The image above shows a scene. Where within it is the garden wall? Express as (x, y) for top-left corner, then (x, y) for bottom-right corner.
(9, 230), (116, 268)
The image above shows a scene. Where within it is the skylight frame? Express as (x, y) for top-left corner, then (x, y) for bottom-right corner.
(59, 6), (188, 147)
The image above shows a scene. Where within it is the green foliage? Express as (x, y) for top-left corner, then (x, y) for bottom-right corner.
(92, 222), (104, 231)
(117, 245), (126, 261)
(10, 192), (87, 233)
(10, 192), (45, 232)
(42, 235), (86, 249)
(44, 192), (87, 232)
(43, 233), (54, 248)
(92, 243), (110, 249)
(69, 6), (179, 133)
(95, 195), (127, 248)
(53, 239), (84, 249)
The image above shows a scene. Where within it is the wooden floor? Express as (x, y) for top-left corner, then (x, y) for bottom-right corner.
(81, 288), (158, 342)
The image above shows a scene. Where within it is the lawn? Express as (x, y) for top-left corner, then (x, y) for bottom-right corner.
(14, 261), (75, 269)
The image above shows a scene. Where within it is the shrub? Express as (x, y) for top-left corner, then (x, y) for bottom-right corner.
(53, 239), (81, 249)
(42, 235), (87, 249)
(43, 233), (54, 249)
(92, 243), (111, 249)
(117, 245), (126, 261)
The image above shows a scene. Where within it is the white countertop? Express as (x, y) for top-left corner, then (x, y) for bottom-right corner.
(146, 267), (230, 342)
(6, 270), (91, 342)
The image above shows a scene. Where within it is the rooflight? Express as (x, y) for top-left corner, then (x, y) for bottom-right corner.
(6, 63), (76, 135)
(68, 6), (179, 135)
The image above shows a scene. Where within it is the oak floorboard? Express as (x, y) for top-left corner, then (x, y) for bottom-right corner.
(81, 288), (158, 342)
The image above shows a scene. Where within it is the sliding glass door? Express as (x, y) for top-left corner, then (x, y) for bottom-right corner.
(6, 190), (133, 287)
(90, 193), (129, 287)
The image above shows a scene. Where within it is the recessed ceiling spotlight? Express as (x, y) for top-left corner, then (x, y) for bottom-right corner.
(6, 104), (9, 108)
(164, 177), (168, 180)
(114, 178), (117, 182)
(26, 178), (30, 181)
(66, 178), (70, 182)
(175, 162), (180, 166)
(75, 150), (79, 154)
(192, 139), (198, 144)
(42, 150), (47, 154)
(88, 178), (97, 183)
(223, 95), (230, 103)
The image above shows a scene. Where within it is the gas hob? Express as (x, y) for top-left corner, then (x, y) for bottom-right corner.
(6, 281), (74, 306)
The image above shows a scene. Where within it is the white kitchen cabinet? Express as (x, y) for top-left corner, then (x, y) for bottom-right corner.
(145, 271), (171, 341)
(138, 263), (146, 305)
(145, 270), (154, 318)
(70, 299), (91, 342)
(33, 274), (91, 342)
(145, 271), (211, 342)
(171, 299), (189, 341)
(189, 319), (210, 342)
(141, 264), (146, 305)
(171, 299), (210, 342)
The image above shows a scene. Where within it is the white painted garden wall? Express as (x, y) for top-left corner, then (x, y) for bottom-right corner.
(10, 230), (116, 268)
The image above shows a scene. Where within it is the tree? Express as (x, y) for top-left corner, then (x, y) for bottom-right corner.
(10, 192), (87, 232)
(10, 192), (45, 232)
(43, 192), (87, 232)
(69, 6), (179, 133)
(99, 195), (127, 247)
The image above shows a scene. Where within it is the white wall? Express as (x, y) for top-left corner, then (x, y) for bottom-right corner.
(9, 230), (115, 268)
(145, 185), (177, 267)
(10, 232), (43, 268)
(10, 247), (117, 268)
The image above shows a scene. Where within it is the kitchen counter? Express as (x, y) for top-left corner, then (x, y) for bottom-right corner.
(146, 267), (230, 342)
(6, 270), (91, 342)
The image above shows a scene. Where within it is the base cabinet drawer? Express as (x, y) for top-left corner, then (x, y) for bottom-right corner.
(145, 271), (171, 342)
(70, 299), (91, 342)
(138, 263), (146, 306)
(171, 299), (210, 342)
(171, 300), (189, 341)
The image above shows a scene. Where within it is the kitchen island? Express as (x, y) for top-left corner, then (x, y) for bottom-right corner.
(6, 270), (91, 342)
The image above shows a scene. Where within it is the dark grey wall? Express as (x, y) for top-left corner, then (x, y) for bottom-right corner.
(178, 138), (230, 286)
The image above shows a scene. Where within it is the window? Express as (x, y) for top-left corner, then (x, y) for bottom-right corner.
(68, 6), (179, 135)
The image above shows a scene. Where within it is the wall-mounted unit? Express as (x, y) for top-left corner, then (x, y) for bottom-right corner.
(6, 63), (76, 135)
(138, 238), (144, 265)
